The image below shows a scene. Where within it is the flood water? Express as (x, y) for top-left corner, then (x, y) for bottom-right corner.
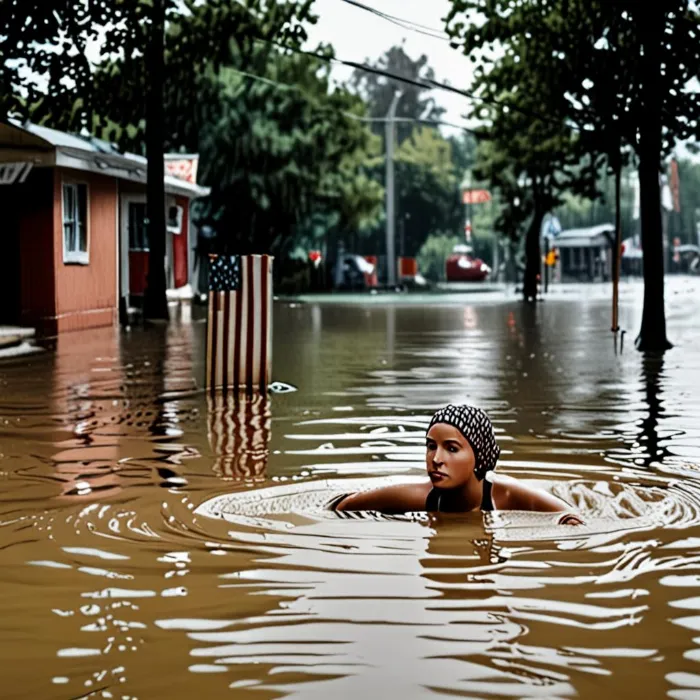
(2, 279), (700, 700)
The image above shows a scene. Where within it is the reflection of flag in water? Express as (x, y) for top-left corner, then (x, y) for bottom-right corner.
(206, 254), (273, 392)
(207, 393), (271, 480)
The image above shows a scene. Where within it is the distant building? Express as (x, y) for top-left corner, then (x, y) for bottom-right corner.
(546, 224), (615, 282)
(0, 121), (209, 335)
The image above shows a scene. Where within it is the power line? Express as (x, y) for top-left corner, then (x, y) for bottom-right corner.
(224, 65), (481, 135)
(336, 0), (451, 41)
(347, 113), (482, 135)
(255, 36), (581, 133)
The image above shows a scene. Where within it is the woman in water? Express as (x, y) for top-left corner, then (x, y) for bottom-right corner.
(334, 404), (582, 525)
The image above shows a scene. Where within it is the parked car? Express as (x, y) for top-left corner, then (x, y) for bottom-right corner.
(677, 244), (700, 274)
(334, 254), (377, 290)
(445, 245), (491, 282)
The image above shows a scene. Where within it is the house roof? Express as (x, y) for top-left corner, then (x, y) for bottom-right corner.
(0, 120), (210, 199)
(552, 223), (615, 248)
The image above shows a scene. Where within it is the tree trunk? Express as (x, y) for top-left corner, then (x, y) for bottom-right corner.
(522, 204), (544, 302)
(143, 0), (169, 321)
(635, 7), (671, 351)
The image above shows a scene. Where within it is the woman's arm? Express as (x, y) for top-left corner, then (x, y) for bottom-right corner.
(494, 477), (584, 525)
(336, 482), (430, 513)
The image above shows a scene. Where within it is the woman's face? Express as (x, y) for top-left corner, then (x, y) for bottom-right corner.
(425, 423), (476, 489)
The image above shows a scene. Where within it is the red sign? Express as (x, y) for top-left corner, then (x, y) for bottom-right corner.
(462, 189), (491, 205)
(165, 155), (199, 184)
(308, 250), (322, 263)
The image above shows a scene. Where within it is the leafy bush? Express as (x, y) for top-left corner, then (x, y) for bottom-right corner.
(417, 233), (462, 281)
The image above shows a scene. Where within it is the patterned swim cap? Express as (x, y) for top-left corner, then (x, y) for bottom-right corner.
(427, 404), (500, 480)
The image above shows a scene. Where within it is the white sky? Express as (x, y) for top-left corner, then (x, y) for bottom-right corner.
(304, 0), (479, 137)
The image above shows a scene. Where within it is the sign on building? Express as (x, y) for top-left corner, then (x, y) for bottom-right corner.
(164, 154), (199, 185)
(0, 162), (33, 185)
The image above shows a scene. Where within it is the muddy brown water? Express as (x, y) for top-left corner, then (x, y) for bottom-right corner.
(2, 279), (700, 700)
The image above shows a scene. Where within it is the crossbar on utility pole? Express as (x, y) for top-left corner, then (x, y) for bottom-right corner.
(385, 90), (402, 288)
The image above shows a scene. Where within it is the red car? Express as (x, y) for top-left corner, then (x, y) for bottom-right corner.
(445, 245), (491, 282)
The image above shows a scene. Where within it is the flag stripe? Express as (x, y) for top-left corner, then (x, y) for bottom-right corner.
(226, 277), (237, 394)
(236, 259), (247, 390)
(232, 265), (243, 392)
(209, 289), (219, 392)
(215, 291), (225, 389)
(246, 255), (255, 392)
(251, 257), (262, 390)
(221, 288), (230, 391)
(259, 255), (269, 391)
(206, 292), (214, 389)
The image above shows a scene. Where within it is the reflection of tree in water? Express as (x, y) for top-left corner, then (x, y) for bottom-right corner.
(207, 392), (271, 481)
(494, 303), (560, 439)
(638, 352), (672, 468)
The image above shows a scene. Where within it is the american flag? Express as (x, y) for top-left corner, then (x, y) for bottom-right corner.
(206, 254), (273, 393)
(207, 392), (271, 480)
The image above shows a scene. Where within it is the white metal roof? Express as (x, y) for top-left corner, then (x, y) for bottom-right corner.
(553, 223), (615, 248)
(0, 120), (210, 199)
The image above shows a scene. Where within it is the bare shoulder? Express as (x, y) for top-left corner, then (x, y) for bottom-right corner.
(336, 481), (432, 513)
(491, 474), (572, 513)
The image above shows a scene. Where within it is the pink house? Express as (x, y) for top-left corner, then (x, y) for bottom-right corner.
(0, 121), (209, 335)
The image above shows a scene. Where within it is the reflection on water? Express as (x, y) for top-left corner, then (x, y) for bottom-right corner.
(1, 279), (700, 699)
(208, 393), (271, 481)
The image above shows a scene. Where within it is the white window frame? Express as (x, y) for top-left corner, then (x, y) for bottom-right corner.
(166, 203), (184, 234)
(62, 180), (89, 265)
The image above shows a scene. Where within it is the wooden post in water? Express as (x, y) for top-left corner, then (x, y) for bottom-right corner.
(206, 254), (273, 393)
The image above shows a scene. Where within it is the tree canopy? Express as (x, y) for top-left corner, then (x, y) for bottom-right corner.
(446, 0), (700, 343)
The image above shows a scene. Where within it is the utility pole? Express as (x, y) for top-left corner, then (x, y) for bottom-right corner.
(385, 90), (402, 288)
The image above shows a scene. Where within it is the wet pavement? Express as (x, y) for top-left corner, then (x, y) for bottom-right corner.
(1, 277), (700, 699)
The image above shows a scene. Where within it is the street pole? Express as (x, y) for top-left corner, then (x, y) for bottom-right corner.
(612, 159), (622, 333)
(385, 90), (402, 288)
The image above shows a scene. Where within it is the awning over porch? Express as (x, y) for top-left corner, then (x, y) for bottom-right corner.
(549, 223), (615, 249)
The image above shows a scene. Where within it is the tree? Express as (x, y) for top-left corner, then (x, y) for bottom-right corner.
(90, 3), (383, 262)
(451, 52), (598, 300)
(394, 127), (464, 257)
(3, 0), (316, 318)
(446, 0), (700, 347)
(350, 44), (445, 144)
(417, 233), (462, 281)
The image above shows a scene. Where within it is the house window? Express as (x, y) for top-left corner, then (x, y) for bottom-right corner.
(63, 182), (88, 264)
(128, 201), (149, 251)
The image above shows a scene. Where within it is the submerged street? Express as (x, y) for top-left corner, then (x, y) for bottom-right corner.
(1, 278), (700, 699)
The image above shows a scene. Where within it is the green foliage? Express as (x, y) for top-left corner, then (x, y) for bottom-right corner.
(350, 45), (445, 145)
(179, 51), (383, 254)
(346, 45), (476, 260)
(446, 0), (700, 336)
(8, 0), (382, 258)
(395, 127), (464, 256)
(417, 233), (462, 282)
(3, 0), (317, 132)
(674, 159), (700, 244)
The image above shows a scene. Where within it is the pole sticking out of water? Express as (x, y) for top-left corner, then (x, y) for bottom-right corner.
(612, 160), (623, 336)
(385, 90), (402, 288)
